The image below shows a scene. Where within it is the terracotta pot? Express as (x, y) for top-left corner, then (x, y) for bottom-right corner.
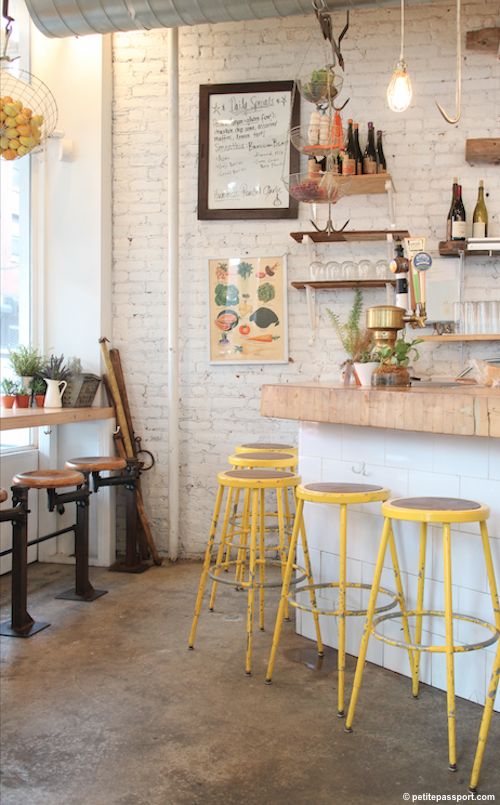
(15, 394), (31, 408)
(1, 395), (15, 409)
(34, 394), (45, 408)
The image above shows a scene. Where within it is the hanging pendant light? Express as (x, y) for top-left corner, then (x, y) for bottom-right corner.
(387, 0), (412, 112)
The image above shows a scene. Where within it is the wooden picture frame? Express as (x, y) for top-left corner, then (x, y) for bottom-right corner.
(208, 255), (288, 364)
(198, 81), (299, 220)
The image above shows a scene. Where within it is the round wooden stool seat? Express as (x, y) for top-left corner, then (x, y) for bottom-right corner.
(0, 489), (8, 504)
(229, 451), (297, 469)
(12, 469), (85, 489)
(299, 482), (389, 505)
(218, 469), (300, 490)
(383, 497), (489, 524)
(235, 442), (297, 456)
(65, 456), (127, 473)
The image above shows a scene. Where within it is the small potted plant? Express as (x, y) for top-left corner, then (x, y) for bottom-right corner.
(372, 337), (423, 387)
(15, 386), (30, 408)
(30, 377), (47, 408)
(326, 289), (378, 386)
(42, 354), (71, 408)
(8, 345), (45, 391)
(1, 378), (17, 409)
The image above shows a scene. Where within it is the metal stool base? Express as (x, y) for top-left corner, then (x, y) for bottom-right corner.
(108, 559), (150, 574)
(0, 619), (50, 638)
(55, 588), (108, 602)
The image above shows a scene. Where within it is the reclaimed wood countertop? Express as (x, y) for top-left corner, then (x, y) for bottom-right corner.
(0, 407), (115, 431)
(261, 383), (500, 438)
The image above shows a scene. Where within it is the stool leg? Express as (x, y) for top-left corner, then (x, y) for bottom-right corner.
(265, 498), (304, 684)
(443, 522), (457, 771)
(56, 486), (107, 602)
(224, 487), (240, 572)
(188, 484), (224, 649)
(480, 521), (500, 633)
(284, 484), (292, 538)
(245, 489), (259, 675)
(387, 523), (416, 680)
(345, 517), (391, 731)
(259, 488), (266, 631)
(236, 489), (251, 587)
(298, 510), (323, 658)
(412, 523), (428, 698)
(469, 638), (500, 793)
(276, 487), (289, 621)
(337, 504), (348, 717)
(209, 487), (234, 611)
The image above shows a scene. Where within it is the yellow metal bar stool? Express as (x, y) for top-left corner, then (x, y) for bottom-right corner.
(188, 468), (322, 675)
(345, 496), (500, 776)
(234, 442), (297, 456)
(266, 482), (398, 720)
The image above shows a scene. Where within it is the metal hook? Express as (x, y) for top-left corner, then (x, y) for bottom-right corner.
(332, 96), (350, 111)
(0, 0), (19, 62)
(435, 0), (462, 124)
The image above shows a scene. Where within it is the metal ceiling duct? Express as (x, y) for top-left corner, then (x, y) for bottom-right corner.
(24, 0), (400, 39)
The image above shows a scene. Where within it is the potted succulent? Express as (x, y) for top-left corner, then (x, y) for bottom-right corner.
(30, 377), (47, 408)
(1, 378), (17, 409)
(15, 387), (30, 408)
(326, 289), (378, 386)
(8, 345), (45, 391)
(372, 337), (423, 387)
(42, 353), (71, 408)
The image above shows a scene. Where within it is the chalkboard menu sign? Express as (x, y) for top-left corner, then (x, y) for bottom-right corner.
(198, 81), (300, 220)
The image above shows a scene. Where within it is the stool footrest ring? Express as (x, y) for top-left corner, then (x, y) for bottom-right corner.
(208, 560), (307, 590)
(288, 581), (398, 618)
(371, 610), (500, 653)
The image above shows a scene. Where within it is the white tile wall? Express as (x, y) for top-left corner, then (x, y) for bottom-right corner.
(298, 422), (500, 710)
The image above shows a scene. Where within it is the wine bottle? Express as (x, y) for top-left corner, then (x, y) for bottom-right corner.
(353, 123), (363, 175)
(472, 179), (488, 238)
(342, 119), (356, 175)
(446, 177), (458, 241)
(376, 130), (386, 173)
(451, 183), (466, 241)
(363, 121), (378, 174)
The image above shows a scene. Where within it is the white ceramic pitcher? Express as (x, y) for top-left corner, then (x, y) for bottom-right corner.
(44, 378), (67, 408)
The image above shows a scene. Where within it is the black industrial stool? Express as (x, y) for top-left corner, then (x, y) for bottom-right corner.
(13, 469), (107, 605)
(64, 456), (146, 573)
(0, 487), (50, 637)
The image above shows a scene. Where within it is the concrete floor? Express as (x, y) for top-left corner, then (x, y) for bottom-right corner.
(0, 562), (499, 805)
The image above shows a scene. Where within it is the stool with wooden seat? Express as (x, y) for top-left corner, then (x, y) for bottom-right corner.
(345, 496), (500, 775)
(265, 482), (396, 719)
(235, 442), (297, 456)
(11, 469), (107, 604)
(0, 488), (50, 637)
(65, 456), (146, 573)
(188, 469), (322, 675)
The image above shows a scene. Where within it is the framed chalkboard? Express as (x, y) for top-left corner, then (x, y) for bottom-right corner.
(198, 81), (300, 220)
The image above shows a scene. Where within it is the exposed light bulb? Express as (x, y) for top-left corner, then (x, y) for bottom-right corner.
(387, 60), (413, 112)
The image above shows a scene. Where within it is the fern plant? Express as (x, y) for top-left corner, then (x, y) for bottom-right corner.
(326, 289), (374, 362)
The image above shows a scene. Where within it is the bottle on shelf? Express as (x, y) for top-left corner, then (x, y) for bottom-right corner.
(363, 121), (378, 174)
(450, 180), (467, 241)
(376, 130), (386, 173)
(472, 179), (488, 238)
(353, 123), (364, 175)
(446, 177), (459, 241)
(342, 119), (357, 175)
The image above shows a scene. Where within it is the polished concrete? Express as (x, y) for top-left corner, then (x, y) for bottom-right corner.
(1, 561), (499, 805)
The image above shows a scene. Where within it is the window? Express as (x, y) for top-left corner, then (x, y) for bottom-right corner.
(0, 0), (33, 450)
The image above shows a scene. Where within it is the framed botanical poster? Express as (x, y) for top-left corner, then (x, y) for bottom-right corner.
(198, 81), (300, 220)
(208, 256), (288, 364)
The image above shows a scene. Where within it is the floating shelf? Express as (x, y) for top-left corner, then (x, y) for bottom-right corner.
(290, 229), (410, 244)
(420, 334), (500, 343)
(465, 138), (500, 165)
(292, 279), (396, 290)
(466, 27), (500, 54)
(438, 240), (500, 258)
(339, 174), (393, 196)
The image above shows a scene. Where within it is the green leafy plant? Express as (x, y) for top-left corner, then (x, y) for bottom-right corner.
(376, 338), (423, 367)
(30, 377), (47, 394)
(257, 282), (275, 303)
(1, 378), (18, 395)
(215, 283), (239, 307)
(237, 261), (253, 280)
(326, 289), (374, 362)
(8, 345), (45, 377)
(43, 354), (71, 381)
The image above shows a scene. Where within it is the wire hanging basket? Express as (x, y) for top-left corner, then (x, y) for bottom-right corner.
(0, 67), (58, 160)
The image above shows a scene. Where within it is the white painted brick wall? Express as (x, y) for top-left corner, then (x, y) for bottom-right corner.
(112, 0), (500, 557)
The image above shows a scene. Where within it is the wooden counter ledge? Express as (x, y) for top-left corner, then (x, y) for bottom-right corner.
(0, 406), (115, 431)
(260, 384), (500, 438)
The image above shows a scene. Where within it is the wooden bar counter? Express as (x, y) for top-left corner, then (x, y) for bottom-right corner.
(0, 406), (115, 431)
(261, 383), (500, 438)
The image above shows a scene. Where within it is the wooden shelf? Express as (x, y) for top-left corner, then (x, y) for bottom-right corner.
(292, 279), (396, 290)
(465, 138), (500, 165)
(438, 240), (500, 258)
(420, 334), (500, 343)
(290, 229), (409, 244)
(466, 27), (500, 54)
(0, 406), (114, 431)
(338, 174), (392, 196)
